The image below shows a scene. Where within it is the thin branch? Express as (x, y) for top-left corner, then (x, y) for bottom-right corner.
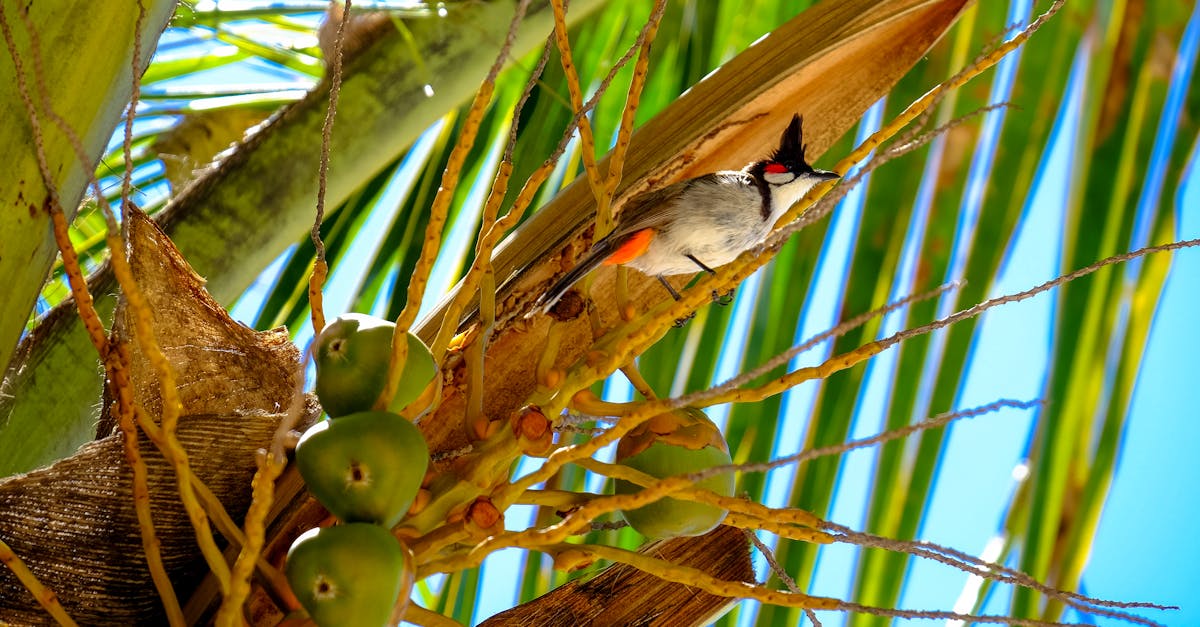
(121, 1), (147, 229)
(694, 281), (960, 406)
(378, 0), (534, 409)
(14, 10), (237, 601)
(0, 535), (77, 627)
(307, 0), (352, 336)
(0, 0), (220, 616)
(823, 523), (1174, 626)
(744, 528), (800, 594)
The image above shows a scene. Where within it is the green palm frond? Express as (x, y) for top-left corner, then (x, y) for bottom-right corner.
(0, 0), (1194, 624)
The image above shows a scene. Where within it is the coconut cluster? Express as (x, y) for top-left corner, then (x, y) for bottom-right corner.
(286, 314), (437, 627)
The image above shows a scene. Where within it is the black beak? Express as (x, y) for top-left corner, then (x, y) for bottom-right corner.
(812, 169), (840, 181)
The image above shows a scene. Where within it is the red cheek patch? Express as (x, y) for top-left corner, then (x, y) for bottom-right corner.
(604, 228), (655, 265)
(765, 162), (788, 174)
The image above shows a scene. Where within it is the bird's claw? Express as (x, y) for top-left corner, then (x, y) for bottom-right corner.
(672, 312), (696, 328)
(713, 288), (735, 306)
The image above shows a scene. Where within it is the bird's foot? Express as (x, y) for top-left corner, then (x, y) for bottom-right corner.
(672, 312), (696, 328)
(713, 288), (735, 306)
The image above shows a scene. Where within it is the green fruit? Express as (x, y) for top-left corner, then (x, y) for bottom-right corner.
(614, 409), (734, 540)
(296, 411), (429, 527)
(286, 524), (409, 627)
(314, 313), (437, 418)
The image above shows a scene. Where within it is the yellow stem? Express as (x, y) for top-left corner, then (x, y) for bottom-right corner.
(567, 543), (839, 609)
(573, 457), (830, 542)
(536, 321), (566, 389)
(548, 0), (605, 209)
(430, 161), (515, 361)
(216, 452), (285, 625)
(722, 514), (832, 545)
(696, 341), (886, 408)
(619, 361), (658, 400)
(110, 346), (185, 626)
(464, 334), (487, 434)
(596, 0), (668, 233)
(48, 187), (183, 623)
(48, 210), (109, 356)
(409, 523), (471, 565)
(567, 389), (642, 417)
(0, 535), (79, 627)
(106, 233), (232, 593)
(380, 86), (496, 410)
(308, 258), (329, 336)
(495, 401), (666, 506)
(403, 602), (466, 627)
(512, 489), (599, 508)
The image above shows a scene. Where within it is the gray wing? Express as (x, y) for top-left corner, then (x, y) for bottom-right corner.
(529, 171), (751, 314)
(607, 171), (751, 240)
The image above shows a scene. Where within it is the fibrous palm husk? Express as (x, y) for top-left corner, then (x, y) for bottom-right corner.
(0, 209), (311, 624)
(480, 525), (755, 627)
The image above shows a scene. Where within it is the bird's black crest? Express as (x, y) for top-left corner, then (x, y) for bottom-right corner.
(769, 113), (809, 168)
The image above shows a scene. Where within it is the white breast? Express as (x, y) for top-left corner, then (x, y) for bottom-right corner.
(625, 174), (768, 275)
(625, 171), (819, 276)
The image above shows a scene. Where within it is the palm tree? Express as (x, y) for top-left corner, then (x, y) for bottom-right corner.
(0, 0), (1195, 624)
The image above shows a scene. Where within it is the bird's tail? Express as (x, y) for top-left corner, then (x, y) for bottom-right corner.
(530, 237), (616, 315)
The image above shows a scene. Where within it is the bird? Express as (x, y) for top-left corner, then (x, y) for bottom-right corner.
(533, 113), (839, 316)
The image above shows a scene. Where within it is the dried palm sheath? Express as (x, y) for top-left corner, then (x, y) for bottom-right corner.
(0, 211), (312, 624)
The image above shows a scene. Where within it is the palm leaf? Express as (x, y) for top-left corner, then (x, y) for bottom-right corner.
(0, 0), (1194, 624)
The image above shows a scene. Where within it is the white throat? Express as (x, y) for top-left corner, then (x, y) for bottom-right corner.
(768, 173), (823, 222)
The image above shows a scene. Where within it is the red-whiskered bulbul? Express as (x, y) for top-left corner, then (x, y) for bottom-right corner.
(534, 114), (838, 314)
